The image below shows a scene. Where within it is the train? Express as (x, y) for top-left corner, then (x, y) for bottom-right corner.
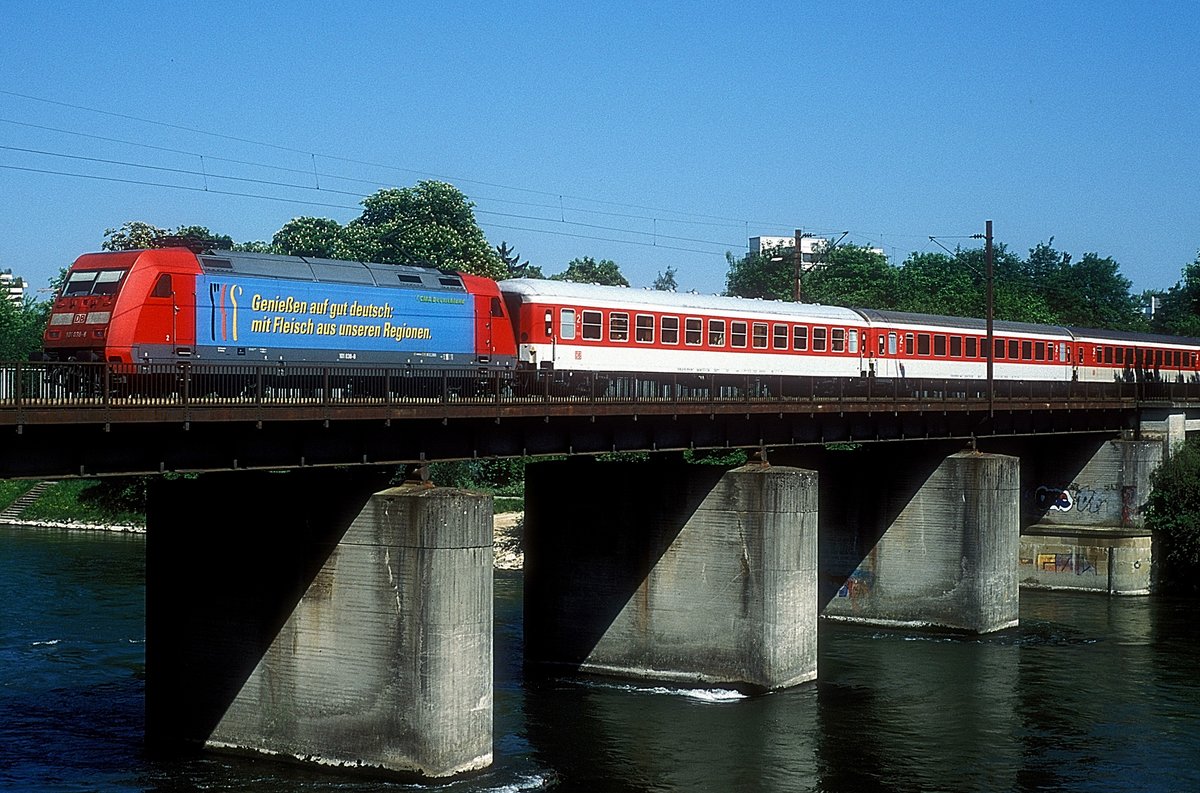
(35, 247), (1200, 389)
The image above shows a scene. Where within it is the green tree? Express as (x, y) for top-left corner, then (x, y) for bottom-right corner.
(551, 256), (629, 287)
(894, 252), (981, 317)
(803, 245), (895, 308)
(1024, 240), (1143, 330)
(653, 266), (678, 292)
(1154, 253), (1200, 337)
(102, 221), (167, 251)
(724, 249), (793, 300)
(0, 296), (51, 360)
(102, 222), (235, 252)
(273, 216), (344, 258)
(341, 181), (505, 279)
(1144, 438), (1200, 592)
(170, 226), (234, 250)
(1049, 252), (1144, 330)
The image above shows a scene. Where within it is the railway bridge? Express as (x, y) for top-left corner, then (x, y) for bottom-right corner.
(3, 361), (1199, 779)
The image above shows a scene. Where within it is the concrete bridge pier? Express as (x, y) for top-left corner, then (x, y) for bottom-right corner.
(999, 432), (1164, 595)
(796, 445), (1020, 634)
(145, 469), (493, 779)
(523, 458), (818, 692)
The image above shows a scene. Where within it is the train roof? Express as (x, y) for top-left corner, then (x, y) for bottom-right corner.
(856, 308), (1073, 338)
(192, 250), (468, 292)
(498, 279), (866, 322)
(1066, 325), (1200, 347)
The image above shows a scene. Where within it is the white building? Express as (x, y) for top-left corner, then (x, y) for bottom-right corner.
(749, 235), (885, 270)
(1, 270), (25, 305)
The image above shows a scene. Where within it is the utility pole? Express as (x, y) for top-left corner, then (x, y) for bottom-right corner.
(793, 228), (803, 302)
(985, 219), (994, 418)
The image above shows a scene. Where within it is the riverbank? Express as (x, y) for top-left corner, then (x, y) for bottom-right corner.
(0, 511), (525, 569)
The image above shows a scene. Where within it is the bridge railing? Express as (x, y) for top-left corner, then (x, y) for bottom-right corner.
(0, 360), (1182, 413)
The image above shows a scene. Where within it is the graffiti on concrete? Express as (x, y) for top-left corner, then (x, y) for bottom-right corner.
(1029, 481), (1134, 517)
(836, 568), (875, 599)
(1034, 552), (1098, 576)
(1035, 485), (1074, 512)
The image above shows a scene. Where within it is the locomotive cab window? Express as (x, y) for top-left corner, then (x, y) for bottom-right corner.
(151, 273), (173, 298)
(560, 309), (576, 340)
(610, 312), (629, 342)
(635, 314), (654, 343)
(662, 316), (680, 345)
(582, 310), (602, 340)
(63, 269), (126, 297)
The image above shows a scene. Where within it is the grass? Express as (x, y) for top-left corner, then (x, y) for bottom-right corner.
(494, 495), (524, 514)
(0, 480), (37, 511)
(19, 480), (146, 527)
(4, 477), (518, 524)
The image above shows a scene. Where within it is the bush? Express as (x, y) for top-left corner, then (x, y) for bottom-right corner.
(1144, 439), (1200, 593)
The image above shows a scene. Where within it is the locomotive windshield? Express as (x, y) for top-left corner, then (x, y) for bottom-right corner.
(62, 269), (127, 297)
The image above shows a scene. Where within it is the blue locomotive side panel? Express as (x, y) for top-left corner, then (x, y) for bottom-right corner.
(196, 275), (476, 361)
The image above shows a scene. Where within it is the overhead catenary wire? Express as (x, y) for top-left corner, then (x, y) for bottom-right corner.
(0, 88), (936, 247)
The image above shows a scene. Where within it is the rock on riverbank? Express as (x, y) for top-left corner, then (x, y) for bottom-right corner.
(493, 512), (524, 570)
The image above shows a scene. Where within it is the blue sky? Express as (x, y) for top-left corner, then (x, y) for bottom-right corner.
(2, 1), (1198, 300)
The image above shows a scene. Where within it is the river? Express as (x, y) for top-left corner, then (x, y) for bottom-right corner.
(1, 524), (1197, 793)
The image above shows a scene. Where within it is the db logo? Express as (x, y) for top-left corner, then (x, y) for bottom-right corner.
(574, 350), (582, 360)
(73, 313), (87, 324)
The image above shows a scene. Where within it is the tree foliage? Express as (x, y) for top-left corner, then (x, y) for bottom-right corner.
(1144, 439), (1200, 592)
(653, 266), (678, 292)
(340, 182), (506, 279)
(101, 181), (506, 279)
(1153, 253), (1200, 337)
(102, 221), (235, 252)
(273, 216), (344, 258)
(551, 256), (629, 287)
(722, 236), (1146, 329)
(723, 250), (792, 300)
(0, 297), (50, 360)
(804, 246), (894, 308)
(496, 241), (543, 279)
